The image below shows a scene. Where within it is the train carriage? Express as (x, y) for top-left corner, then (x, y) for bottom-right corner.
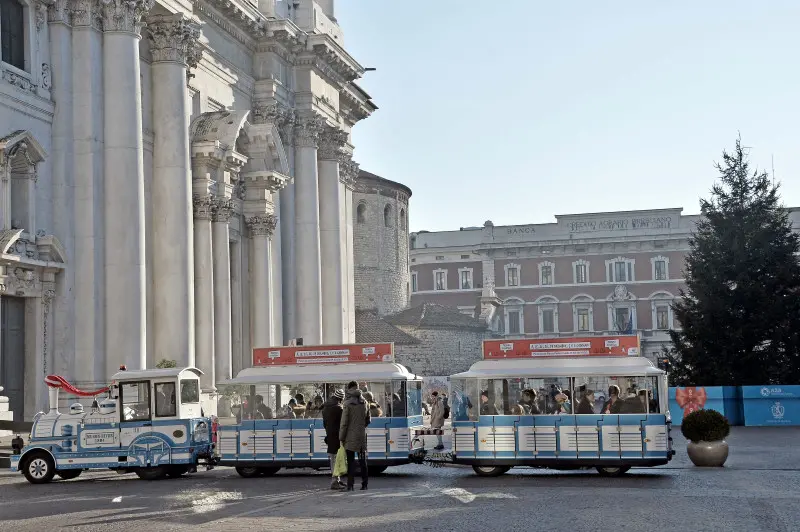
(447, 336), (674, 477)
(214, 342), (425, 477)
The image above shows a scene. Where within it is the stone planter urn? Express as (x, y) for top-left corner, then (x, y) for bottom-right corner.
(686, 440), (729, 467)
(681, 409), (731, 468)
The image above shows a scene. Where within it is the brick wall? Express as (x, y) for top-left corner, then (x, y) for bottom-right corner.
(353, 178), (410, 316)
(393, 325), (487, 376)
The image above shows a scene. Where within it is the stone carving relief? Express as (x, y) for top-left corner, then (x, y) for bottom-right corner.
(192, 194), (214, 220)
(211, 197), (235, 222)
(318, 126), (348, 161)
(245, 214), (277, 237)
(42, 289), (55, 376)
(338, 155), (360, 190)
(293, 114), (326, 148)
(146, 14), (203, 70)
(1, 267), (38, 296)
(2, 70), (36, 92)
(70, 0), (102, 29)
(41, 64), (51, 90)
(39, 0), (71, 25)
(252, 103), (296, 147)
(101, 0), (154, 35)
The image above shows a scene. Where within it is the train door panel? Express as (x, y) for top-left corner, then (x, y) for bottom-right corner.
(452, 422), (476, 458)
(515, 415), (535, 459)
(492, 415), (518, 458)
(289, 418), (313, 461)
(253, 418), (279, 462)
(599, 415), (622, 458)
(531, 415), (558, 459)
(575, 415), (602, 459)
(556, 415), (578, 459)
(366, 416), (390, 459)
(619, 414), (647, 458)
(643, 414), (669, 459)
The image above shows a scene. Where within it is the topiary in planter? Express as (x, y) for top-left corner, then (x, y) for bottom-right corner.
(681, 409), (730, 467)
(681, 409), (730, 442)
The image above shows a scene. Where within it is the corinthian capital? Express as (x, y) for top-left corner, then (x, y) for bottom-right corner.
(338, 156), (360, 190)
(146, 14), (202, 69)
(318, 126), (348, 161)
(192, 194), (214, 220)
(252, 102), (296, 146)
(246, 214), (277, 237)
(101, 0), (154, 35)
(69, 0), (102, 28)
(293, 114), (326, 148)
(36, 0), (70, 25)
(211, 196), (235, 223)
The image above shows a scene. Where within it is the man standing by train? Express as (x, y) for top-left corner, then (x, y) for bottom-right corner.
(340, 380), (371, 491)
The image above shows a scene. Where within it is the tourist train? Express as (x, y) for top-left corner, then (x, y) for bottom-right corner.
(8, 336), (673, 483)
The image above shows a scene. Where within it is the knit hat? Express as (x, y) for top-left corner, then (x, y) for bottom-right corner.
(333, 389), (345, 400)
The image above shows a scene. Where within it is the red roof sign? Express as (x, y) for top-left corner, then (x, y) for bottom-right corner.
(483, 335), (640, 359)
(253, 343), (394, 366)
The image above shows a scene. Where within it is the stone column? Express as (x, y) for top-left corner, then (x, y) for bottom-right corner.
(193, 195), (215, 391)
(212, 197), (233, 383)
(247, 214), (277, 349)
(42, 0), (77, 378)
(293, 115), (325, 344)
(230, 239), (243, 375)
(317, 126), (348, 343)
(147, 14), (202, 367)
(340, 157), (359, 342)
(102, 0), (153, 370)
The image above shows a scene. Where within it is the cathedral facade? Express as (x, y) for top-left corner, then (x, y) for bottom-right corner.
(0, 0), (374, 418)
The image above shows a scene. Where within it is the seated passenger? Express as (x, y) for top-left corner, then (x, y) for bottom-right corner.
(619, 391), (647, 414)
(554, 389), (572, 414)
(479, 390), (499, 416)
(602, 385), (623, 414)
(392, 393), (407, 417)
(576, 386), (595, 414)
(451, 391), (472, 421)
(306, 395), (324, 418)
(510, 404), (525, 416)
(518, 389), (541, 415)
(254, 395), (273, 419)
(289, 398), (305, 418)
(363, 392), (383, 418)
(282, 402), (297, 419)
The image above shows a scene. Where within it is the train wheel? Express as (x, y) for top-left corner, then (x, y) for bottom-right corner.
(236, 466), (262, 478)
(135, 466), (168, 481)
(368, 466), (388, 476)
(167, 465), (190, 478)
(471, 465), (510, 477)
(259, 467), (281, 477)
(22, 452), (56, 484)
(595, 466), (630, 477)
(56, 469), (82, 480)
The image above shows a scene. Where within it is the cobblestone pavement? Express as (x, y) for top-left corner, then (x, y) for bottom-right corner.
(0, 427), (798, 532)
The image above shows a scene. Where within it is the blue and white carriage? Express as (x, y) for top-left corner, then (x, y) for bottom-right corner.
(10, 367), (215, 484)
(447, 339), (674, 477)
(214, 342), (425, 477)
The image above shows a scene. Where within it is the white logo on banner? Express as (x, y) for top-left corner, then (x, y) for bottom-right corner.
(268, 350), (281, 359)
(500, 343), (514, 352)
(362, 347), (376, 355)
(771, 402), (785, 420)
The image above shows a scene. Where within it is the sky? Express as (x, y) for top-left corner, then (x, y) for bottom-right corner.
(334, 0), (800, 233)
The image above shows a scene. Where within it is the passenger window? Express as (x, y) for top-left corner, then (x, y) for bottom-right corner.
(121, 381), (151, 422)
(450, 379), (476, 421)
(616, 377), (651, 414)
(391, 381), (408, 417)
(477, 379), (502, 416)
(155, 382), (177, 417)
(647, 376), (661, 413)
(406, 381), (422, 417)
(537, 377), (572, 415)
(180, 379), (199, 404)
(513, 378), (544, 415)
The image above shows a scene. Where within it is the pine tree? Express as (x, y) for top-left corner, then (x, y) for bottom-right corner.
(668, 137), (800, 385)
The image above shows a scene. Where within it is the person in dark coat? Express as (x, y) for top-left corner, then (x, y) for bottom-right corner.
(322, 389), (345, 490)
(576, 386), (596, 415)
(339, 381), (371, 491)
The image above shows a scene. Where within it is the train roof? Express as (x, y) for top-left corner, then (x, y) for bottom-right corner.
(110, 367), (204, 381)
(221, 362), (418, 385)
(451, 356), (664, 379)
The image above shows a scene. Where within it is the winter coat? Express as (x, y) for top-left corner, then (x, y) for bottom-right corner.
(576, 397), (595, 415)
(322, 398), (344, 454)
(430, 396), (445, 429)
(339, 388), (371, 452)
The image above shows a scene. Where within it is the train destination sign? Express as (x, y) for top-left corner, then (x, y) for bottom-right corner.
(483, 335), (640, 359)
(253, 343), (395, 366)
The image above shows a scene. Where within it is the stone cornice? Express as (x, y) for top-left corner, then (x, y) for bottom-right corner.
(307, 33), (364, 82)
(251, 101), (295, 146)
(245, 214), (277, 237)
(194, 0), (265, 52)
(146, 14), (203, 69)
(100, 0), (154, 35)
(293, 113), (326, 148)
(318, 125), (348, 161)
(339, 155), (359, 190)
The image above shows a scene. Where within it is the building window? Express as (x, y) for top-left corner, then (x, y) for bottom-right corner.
(538, 261), (554, 286)
(504, 263), (520, 287)
(656, 305), (670, 329)
(459, 268), (472, 289)
(506, 249), (517, 257)
(541, 309), (555, 333)
(411, 272), (418, 293)
(356, 202), (366, 223)
(508, 311), (521, 334)
(651, 255), (669, 281)
(503, 298), (525, 335)
(399, 208), (406, 230)
(573, 260), (589, 284)
(460, 254), (470, 259)
(383, 204), (392, 227)
(606, 257), (634, 283)
(614, 307), (631, 332)
(434, 269), (447, 291)
(435, 255), (445, 261)
(1, 0), (25, 71)
(576, 308), (590, 331)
